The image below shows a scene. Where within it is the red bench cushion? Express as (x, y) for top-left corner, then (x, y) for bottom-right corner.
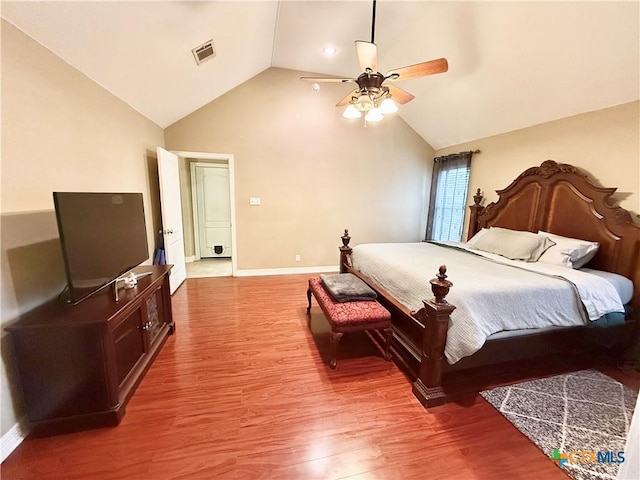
(308, 277), (391, 332)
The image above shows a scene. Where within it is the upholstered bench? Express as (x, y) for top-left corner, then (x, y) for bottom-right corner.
(306, 276), (392, 369)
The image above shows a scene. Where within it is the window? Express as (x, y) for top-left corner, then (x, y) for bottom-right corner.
(426, 152), (473, 242)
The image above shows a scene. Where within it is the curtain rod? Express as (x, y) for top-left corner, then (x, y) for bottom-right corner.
(434, 150), (480, 161)
(439, 150), (480, 156)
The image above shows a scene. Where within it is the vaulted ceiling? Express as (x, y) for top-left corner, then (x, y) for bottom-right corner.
(2, 1), (638, 149)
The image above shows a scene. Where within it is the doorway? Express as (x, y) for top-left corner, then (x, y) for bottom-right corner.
(173, 151), (237, 278)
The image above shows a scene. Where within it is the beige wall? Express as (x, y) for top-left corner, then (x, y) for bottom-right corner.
(165, 67), (435, 270)
(435, 101), (640, 237)
(1, 20), (165, 438)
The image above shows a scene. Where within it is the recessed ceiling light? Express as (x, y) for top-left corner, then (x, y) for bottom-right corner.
(322, 45), (337, 57)
(311, 83), (321, 92)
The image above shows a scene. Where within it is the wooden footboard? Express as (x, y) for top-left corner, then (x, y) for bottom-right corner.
(339, 230), (456, 407)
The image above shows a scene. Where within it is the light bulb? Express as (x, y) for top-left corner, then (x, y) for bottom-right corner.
(342, 104), (362, 119)
(379, 98), (398, 114)
(365, 108), (384, 122)
(322, 45), (337, 56)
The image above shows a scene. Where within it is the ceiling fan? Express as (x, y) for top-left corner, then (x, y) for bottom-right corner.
(301, 0), (448, 123)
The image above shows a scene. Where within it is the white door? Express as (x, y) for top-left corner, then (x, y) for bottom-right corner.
(195, 165), (232, 258)
(157, 147), (186, 294)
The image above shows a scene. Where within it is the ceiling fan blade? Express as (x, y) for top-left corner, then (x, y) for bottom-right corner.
(336, 90), (358, 107)
(386, 58), (448, 81)
(355, 40), (378, 72)
(387, 84), (415, 105)
(300, 76), (355, 83)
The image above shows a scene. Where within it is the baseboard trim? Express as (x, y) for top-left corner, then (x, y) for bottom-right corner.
(1, 416), (29, 462)
(185, 256), (196, 263)
(234, 265), (338, 277)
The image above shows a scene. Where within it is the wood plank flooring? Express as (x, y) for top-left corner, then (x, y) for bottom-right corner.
(2, 274), (638, 479)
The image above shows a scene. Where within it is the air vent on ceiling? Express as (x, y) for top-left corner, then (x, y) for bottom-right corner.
(192, 40), (216, 65)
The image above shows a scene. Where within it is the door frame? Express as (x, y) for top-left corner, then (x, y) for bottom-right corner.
(173, 151), (237, 276)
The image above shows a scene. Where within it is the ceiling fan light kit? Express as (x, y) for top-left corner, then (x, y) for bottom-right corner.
(341, 87), (396, 122)
(301, 0), (448, 126)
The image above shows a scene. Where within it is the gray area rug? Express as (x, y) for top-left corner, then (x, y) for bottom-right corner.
(480, 370), (637, 480)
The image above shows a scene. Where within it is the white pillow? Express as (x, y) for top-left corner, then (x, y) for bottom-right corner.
(537, 231), (599, 269)
(466, 228), (489, 246)
(470, 227), (555, 262)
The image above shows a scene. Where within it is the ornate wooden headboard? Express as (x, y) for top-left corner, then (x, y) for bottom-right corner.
(467, 160), (640, 311)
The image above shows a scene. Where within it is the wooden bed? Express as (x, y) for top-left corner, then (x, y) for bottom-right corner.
(339, 160), (640, 408)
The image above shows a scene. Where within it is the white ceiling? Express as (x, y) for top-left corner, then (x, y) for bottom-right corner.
(2, 1), (639, 149)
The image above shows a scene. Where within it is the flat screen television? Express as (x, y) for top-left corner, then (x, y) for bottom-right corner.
(53, 192), (149, 304)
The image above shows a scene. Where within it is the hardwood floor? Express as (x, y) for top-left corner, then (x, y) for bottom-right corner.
(2, 274), (638, 479)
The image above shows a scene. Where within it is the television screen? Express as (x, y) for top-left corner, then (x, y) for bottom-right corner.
(53, 192), (149, 304)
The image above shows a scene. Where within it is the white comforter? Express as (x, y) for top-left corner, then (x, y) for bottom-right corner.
(351, 242), (625, 364)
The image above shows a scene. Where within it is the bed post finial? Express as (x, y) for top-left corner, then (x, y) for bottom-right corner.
(430, 265), (453, 304)
(339, 229), (353, 273)
(467, 188), (484, 241)
(473, 188), (482, 206)
(341, 229), (350, 247)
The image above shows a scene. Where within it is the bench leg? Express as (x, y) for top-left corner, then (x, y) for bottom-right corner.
(329, 331), (343, 369)
(383, 327), (393, 360)
(306, 288), (312, 314)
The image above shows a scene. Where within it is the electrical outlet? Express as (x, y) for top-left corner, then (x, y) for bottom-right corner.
(249, 197), (261, 206)
(295, 254), (301, 262)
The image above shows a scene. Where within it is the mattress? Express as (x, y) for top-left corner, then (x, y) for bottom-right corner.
(351, 242), (627, 363)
